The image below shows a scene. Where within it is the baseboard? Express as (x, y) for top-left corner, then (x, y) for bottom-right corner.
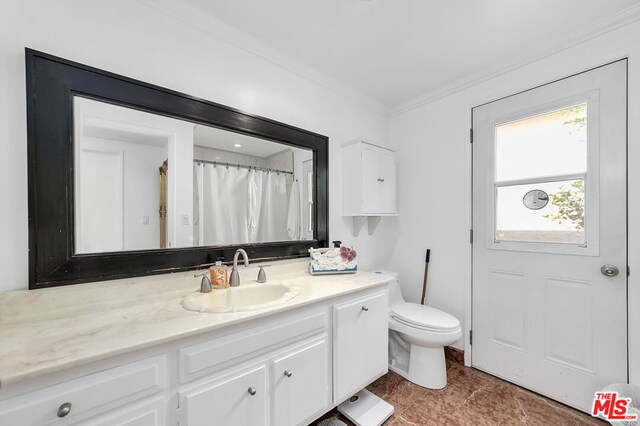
(444, 346), (464, 365)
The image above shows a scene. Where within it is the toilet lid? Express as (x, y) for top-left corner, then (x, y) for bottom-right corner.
(391, 303), (460, 332)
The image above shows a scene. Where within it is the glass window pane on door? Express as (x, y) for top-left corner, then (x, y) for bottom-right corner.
(496, 179), (585, 244)
(494, 103), (587, 245)
(496, 104), (587, 182)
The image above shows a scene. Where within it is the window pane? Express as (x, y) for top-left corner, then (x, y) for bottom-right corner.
(496, 104), (587, 182)
(496, 179), (585, 244)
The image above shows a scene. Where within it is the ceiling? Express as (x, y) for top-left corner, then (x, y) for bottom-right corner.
(180, 0), (639, 108)
(194, 124), (294, 157)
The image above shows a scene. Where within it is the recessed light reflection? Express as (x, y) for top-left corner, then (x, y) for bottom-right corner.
(234, 143), (242, 148)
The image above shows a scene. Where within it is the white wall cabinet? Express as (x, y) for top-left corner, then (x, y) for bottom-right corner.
(333, 291), (388, 403)
(0, 286), (388, 426)
(342, 139), (397, 236)
(342, 139), (397, 217)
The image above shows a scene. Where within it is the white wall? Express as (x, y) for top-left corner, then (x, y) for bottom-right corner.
(0, 0), (389, 291)
(388, 20), (640, 385)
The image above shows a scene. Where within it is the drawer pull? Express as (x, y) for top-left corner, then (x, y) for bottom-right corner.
(57, 402), (72, 418)
(362, 306), (369, 312)
(248, 386), (257, 396)
(284, 370), (293, 377)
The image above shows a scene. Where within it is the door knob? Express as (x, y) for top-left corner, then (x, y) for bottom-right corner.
(601, 265), (620, 277)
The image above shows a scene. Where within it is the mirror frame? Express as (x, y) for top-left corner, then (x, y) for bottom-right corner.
(26, 49), (329, 289)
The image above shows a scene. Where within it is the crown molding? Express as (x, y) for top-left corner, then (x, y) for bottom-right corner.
(390, 3), (640, 117)
(136, 0), (390, 117)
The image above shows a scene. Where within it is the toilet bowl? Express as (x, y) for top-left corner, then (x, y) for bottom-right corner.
(380, 271), (462, 389)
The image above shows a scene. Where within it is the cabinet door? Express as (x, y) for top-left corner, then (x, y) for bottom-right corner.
(179, 365), (267, 426)
(333, 291), (388, 403)
(377, 148), (397, 214)
(271, 338), (329, 426)
(361, 144), (380, 214)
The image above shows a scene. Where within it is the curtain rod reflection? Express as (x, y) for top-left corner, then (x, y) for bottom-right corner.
(193, 159), (294, 175)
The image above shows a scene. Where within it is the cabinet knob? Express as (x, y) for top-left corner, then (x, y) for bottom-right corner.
(362, 306), (369, 312)
(248, 386), (257, 396)
(57, 402), (72, 418)
(284, 370), (293, 377)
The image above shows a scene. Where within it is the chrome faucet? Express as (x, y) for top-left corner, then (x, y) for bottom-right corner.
(229, 249), (249, 287)
(194, 271), (211, 293)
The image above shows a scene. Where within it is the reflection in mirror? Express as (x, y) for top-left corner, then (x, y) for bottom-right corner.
(74, 96), (314, 254)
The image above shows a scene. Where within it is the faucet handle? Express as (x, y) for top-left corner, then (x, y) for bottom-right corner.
(257, 265), (270, 283)
(194, 271), (211, 293)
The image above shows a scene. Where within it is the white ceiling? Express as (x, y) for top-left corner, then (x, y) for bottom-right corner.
(194, 124), (293, 157)
(180, 0), (639, 108)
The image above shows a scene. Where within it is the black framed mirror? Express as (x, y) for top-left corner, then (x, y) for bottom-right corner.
(26, 49), (329, 289)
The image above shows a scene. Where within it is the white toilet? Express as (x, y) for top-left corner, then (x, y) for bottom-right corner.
(383, 271), (462, 389)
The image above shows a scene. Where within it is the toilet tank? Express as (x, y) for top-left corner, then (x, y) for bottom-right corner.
(373, 271), (404, 309)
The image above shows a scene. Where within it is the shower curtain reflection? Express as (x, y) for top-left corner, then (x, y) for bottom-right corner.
(194, 163), (293, 246)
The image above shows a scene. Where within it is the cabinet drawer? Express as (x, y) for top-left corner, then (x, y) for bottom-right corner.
(333, 291), (388, 403)
(77, 397), (165, 426)
(271, 338), (329, 426)
(179, 364), (267, 426)
(0, 355), (166, 426)
(180, 311), (326, 382)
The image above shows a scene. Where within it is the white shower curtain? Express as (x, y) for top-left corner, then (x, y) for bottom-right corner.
(194, 163), (294, 246)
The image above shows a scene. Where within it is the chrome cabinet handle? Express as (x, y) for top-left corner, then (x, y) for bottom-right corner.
(362, 306), (369, 312)
(248, 386), (257, 396)
(601, 265), (620, 277)
(57, 402), (72, 418)
(377, 178), (385, 182)
(284, 370), (293, 377)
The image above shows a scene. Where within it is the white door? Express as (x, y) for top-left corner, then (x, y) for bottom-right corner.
(271, 338), (329, 425)
(333, 291), (388, 404)
(302, 159), (314, 240)
(472, 60), (627, 412)
(362, 143), (380, 214)
(179, 365), (267, 426)
(378, 148), (397, 214)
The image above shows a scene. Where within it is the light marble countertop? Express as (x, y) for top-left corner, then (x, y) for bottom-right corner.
(0, 259), (394, 390)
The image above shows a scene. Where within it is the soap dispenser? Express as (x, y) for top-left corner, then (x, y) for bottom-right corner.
(209, 258), (228, 289)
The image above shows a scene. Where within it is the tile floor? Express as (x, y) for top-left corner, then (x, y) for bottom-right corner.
(313, 353), (604, 425)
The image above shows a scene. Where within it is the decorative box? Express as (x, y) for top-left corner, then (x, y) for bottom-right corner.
(308, 247), (357, 275)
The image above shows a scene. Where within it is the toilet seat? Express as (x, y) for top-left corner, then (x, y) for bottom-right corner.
(391, 303), (460, 333)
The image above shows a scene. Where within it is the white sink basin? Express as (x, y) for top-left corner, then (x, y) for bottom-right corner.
(181, 283), (301, 313)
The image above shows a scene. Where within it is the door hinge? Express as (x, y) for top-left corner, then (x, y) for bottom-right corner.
(176, 404), (181, 425)
(628, 266), (631, 277)
(470, 128), (473, 143)
(469, 229), (473, 244)
(469, 330), (473, 345)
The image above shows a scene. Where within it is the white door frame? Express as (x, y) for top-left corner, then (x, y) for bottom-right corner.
(464, 59), (631, 386)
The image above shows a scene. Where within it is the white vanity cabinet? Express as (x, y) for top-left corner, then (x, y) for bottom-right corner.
(333, 291), (388, 404)
(179, 364), (268, 426)
(342, 139), (397, 216)
(0, 283), (389, 426)
(271, 338), (329, 426)
(0, 355), (167, 426)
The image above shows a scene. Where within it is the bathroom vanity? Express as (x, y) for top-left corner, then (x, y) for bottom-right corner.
(7, 50), (393, 425)
(0, 261), (392, 425)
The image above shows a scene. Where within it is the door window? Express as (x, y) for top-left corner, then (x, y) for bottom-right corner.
(494, 103), (587, 245)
